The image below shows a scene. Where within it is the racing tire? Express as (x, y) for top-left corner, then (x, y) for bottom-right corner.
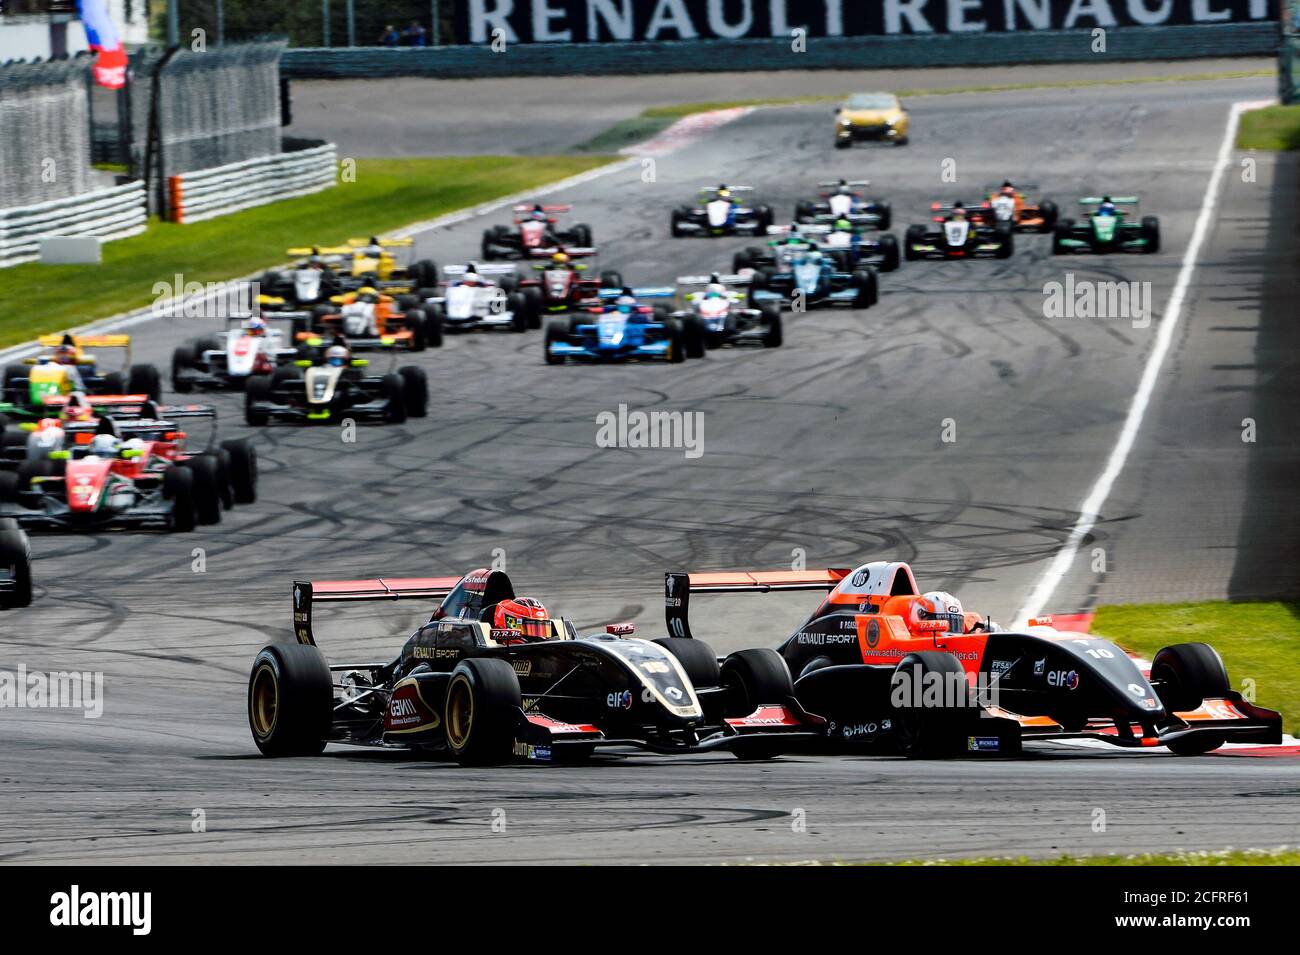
(398, 365), (428, 418)
(670, 210), (687, 238)
(762, 307), (783, 348)
(1151, 643), (1230, 715)
(15, 459), (53, 501)
(891, 651), (972, 759)
(544, 321), (566, 365)
(171, 345), (197, 394)
(396, 295), (419, 311)
(654, 637), (721, 689)
(162, 465), (197, 533)
(599, 270), (623, 290)
(380, 374), (408, 424)
(100, 371), (125, 395)
(666, 319), (686, 364)
(995, 230), (1014, 259)
(1052, 219), (1075, 255)
(878, 233), (900, 272)
(523, 287), (543, 330)
(248, 643), (333, 757)
(245, 375), (272, 427)
(571, 224), (593, 248)
(411, 259), (439, 290)
(222, 438), (258, 504)
(721, 648), (794, 717)
(444, 657), (521, 766)
(210, 448), (234, 510)
(755, 204), (774, 231)
(1141, 215), (1161, 254)
(682, 316), (706, 359)
(0, 471), (20, 504)
(794, 200), (816, 223)
(2, 363), (27, 405)
(746, 268), (770, 309)
(1038, 199), (1059, 232)
(182, 454), (223, 526)
(269, 365), (301, 388)
(851, 269), (878, 309)
(732, 250), (753, 273)
(507, 292), (529, 333)
(403, 310), (427, 352)
(310, 303), (335, 331)
(834, 137), (851, 150)
(904, 224), (925, 261)
(0, 518), (32, 609)
(422, 305), (444, 348)
(877, 203), (893, 231)
(480, 228), (497, 261)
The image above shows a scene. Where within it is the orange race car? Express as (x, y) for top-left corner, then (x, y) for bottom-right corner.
(298, 286), (441, 352)
(979, 180), (1059, 233)
(662, 560), (1281, 758)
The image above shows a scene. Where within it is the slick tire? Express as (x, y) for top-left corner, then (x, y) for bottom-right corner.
(878, 233), (900, 272)
(721, 648), (794, 717)
(891, 651), (971, 759)
(762, 307), (783, 348)
(544, 321), (566, 365)
(221, 438), (258, 504)
(654, 637), (721, 689)
(171, 344), (197, 394)
(1141, 215), (1161, 254)
(508, 291), (529, 333)
(0, 518), (32, 610)
(682, 316), (706, 359)
(852, 268), (878, 308)
(381, 373), (408, 424)
(248, 643), (332, 757)
(1151, 643), (1230, 715)
(399, 365), (428, 418)
(182, 454), (223, 526)
(404, 310), (427, 352)
(904, 225), (925, 261)
(245, 375), (272, 427)
(666, 319), (686, 364)
(1038, 199), (1059, 232)
(444, 658), (521, 766)
(600, 270), (623, 290)
(163, 465), (197, 533)
(127, 363), (162, 402)
(422, 305), (444, 348)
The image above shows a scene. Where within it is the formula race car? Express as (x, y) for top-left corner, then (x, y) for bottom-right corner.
(544, 287), (693, 364)
(274, 238), (439, 294)
(1, 334), (161, 419)
(670, 185), (774, 238)
(833, 92), (910, 148)
(742, 223), (899, 274)
(244, 337), (427, 426)
(663, 562), (1283, 758)
(905, 203), (1014, 260)
(297, 287), (440, 351)
(0, 399), (257, 532)
(981, 181), (1058, 233)
(247, 569), (813, 763)
(481, 204), (593, 261)
(672, 274), (782, 350)
(1053, 196), (1160, 255)
(747, 247), (878, 310)
(519, 248), (622, 315)
(419, 263), (540, 332)
(795, 180), (892, 230)
(257, 254), (345, 312)
(0, 519), (31, 609)
(171, 316), (301, 393)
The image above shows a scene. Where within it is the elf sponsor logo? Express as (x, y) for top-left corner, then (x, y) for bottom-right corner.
(607, 689), (633, 710)
(50, 885), (151, 935)
(1047, 669), (1080, 690)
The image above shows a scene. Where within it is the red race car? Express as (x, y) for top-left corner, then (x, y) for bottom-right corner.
(518, 248), (623, 315)
(481, 203), (593, 260)
(0, 396), (257, 532)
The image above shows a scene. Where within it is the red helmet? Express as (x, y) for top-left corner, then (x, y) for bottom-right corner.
(62, 392), (93, 423)
(492, 597), (551, 642)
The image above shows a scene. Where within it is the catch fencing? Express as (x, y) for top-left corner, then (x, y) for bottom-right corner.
(0, 55), (95, 207)
(0, 180), (147, 268)
(167, 141), (337, 223)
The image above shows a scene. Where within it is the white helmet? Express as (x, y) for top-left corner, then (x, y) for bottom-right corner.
(923, 591), (963, 616)
(89, 434), (121, 458)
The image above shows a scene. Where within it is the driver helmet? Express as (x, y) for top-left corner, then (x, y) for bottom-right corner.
(615, 290), (637, 314)
(704, 272), (726, 298)
(912, 591), (966, 633)
(54, 343), (78, 365)
(122, 438), (147, 454)
(551, 251), (570, 266)
(354, 286), (379, 304)
(61, 392), (93, 423)
(1098, 195), (1116, 215)
(246, 317), (268, 337)
(716, 183), (732, 199)
(493, 597), (552, 642)
(324, 344), (351, 367)
(89, 433), (121, 458)
(833, 217), (853, 232)
(1000, 181), (1016, 197)
(531, 204), (547, 220)
(950, 202), (967, 219)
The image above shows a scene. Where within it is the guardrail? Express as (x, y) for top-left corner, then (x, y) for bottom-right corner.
(167, 143), (338, 224)
(281, 24), (1277, 79)
(0, 180), (147, 269)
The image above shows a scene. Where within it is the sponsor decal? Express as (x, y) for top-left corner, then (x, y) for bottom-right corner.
(796, 631), (857, 645)
(510, 659), (532, 676)
(641, 660), (671, 674)
(1033, 658), (1046, 676)
(606, 689), (634, 710)
(990, 659), (1014, 674)
(850, 569), (870, 587)
(866, 618), (880, 649)
(967, 736), (1002, 753)
(1047, 669), (1080, 690)
(665, 686), (683, 701)
(512, 741), (552, 761)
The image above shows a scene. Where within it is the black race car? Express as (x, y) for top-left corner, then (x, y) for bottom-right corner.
(246, 569), (813, 764)
(905, 203), (1014, 260)
(244, 338), (427, 426)
(0, 518), (32, 609)
(663, 561), (1282, 758)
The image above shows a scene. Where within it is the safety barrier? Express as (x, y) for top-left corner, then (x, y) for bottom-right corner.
(167, 142), (337, 224)
(0, 180), (147, 269)
(281, 24), (1278, 79)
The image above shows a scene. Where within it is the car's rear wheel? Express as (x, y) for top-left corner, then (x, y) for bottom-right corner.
(399, 366), (428, 418)
(245, 375), (272, 427)
(222, 438), (258, 504)
(182, 454), (223, 526)
(0, 517), (32, 609)
(682, 316), (705, 359)
(381, 373), (407, 424)
(600, 270), (623, 290)
(1038, 199), (1059, 232)
(762, 306), (783, 347)
(1141, 215), (1161, 254)
(248, 643), (332, 757)
(444, 658), (521, 766)
(404, 310), (427, 352)
(523, 287), (543, 330)
(878, 233), (900, 272)
(422, 305), (444, 348)
(666, 319), (686, 363)
(171, 345), (197, 393)
(904, 224), (925, 261)
(852, 268), (878, 308)
(508, 291), (529, 333)
(163, 465), (197, 532)
(544, 321), (566, 365)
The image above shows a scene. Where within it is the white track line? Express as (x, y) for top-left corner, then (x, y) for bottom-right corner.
(1015, 99), (1268, 625)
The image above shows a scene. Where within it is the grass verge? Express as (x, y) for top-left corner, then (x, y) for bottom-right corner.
(1090, 600), (1299, 730)
(0, 155), (614, 349)
(1237, 104), (1300, 150)
(880, 847), (1299, 866)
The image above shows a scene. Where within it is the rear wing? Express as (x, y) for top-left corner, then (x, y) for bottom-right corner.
(699, 185), (752, 193)
(1080, 196), (1138, 206)
(512, 203), (571, 213)
(664, 569), (850, 639)
(286, 246), (352, 257)
(529, 247), (597, 258)
(818, 180), (868, 187)
(292, 577), (463, 646)
(443, 264), (517, 278)
(676, 274), (751, 286)
(597, 286), (675, 299)
(348, 237), (412, 248)
(37, 334), (130, 351)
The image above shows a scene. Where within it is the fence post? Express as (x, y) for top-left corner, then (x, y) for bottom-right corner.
(347, 0), (356, 47)
(323, 0), (332, 48)
(431, 0), (441, 46)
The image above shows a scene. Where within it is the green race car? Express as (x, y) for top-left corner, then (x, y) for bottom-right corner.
(1052, 196), (1160, 255)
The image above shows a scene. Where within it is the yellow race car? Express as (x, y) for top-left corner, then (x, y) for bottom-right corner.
(834, 92), (909, 149)
(1, 334), (161, 419)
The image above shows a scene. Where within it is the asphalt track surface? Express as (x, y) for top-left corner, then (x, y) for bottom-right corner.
(3, 72), (1298, 864)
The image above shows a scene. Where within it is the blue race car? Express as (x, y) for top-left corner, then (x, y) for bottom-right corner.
(747, 248), (878, 311)
(544, 288), (692, 364)
(670, 185), (774, 238)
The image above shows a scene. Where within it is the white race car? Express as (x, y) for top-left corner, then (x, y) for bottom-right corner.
(671, 273), (781, 352)
(172, 317), (300, 393)
(419, 264), (541, 333)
